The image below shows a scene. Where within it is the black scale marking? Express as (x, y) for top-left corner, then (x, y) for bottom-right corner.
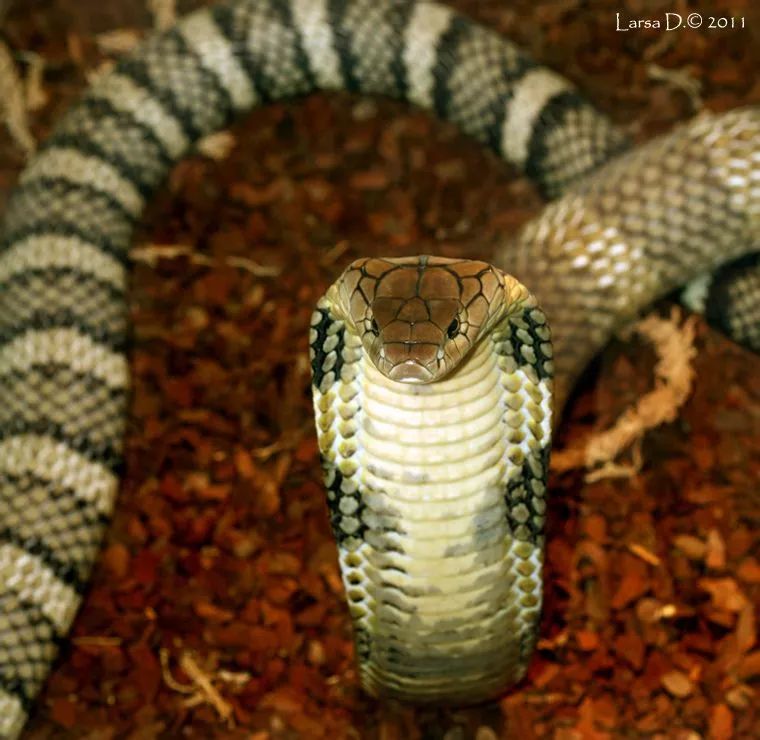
(320, 458), (367, 545)
(504, 446), (549, 545)
(309, 307), (345, 389)
(509, 307), (553, 380)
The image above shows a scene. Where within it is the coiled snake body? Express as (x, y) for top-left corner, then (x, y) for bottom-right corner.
(0, 0), (757, 735)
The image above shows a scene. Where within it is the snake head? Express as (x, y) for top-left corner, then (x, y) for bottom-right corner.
(332, 255), (508, 383)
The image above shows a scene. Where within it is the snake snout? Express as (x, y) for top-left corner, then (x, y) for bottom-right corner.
(379, 336), (443, 383)
(387, 359), (435, 383)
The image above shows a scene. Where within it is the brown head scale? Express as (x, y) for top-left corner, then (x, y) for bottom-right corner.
(333, 256), (507, 383)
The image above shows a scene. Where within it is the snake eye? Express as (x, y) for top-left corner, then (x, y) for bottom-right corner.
(446, 317), (460, 339)
(370, 318), (380, 335)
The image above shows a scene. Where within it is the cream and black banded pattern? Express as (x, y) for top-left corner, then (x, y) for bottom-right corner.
(0, 0), (758, 735)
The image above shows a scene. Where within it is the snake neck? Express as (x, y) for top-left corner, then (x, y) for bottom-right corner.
(313, 325), (550, 702)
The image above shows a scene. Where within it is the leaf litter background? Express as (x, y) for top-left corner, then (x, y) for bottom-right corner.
(0, 0), (758, 738)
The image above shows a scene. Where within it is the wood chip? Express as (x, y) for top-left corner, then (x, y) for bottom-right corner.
(627, 542), (661, 567)
(661, 670), (694, 698)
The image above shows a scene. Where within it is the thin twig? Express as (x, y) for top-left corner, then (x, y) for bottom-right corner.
(179, 653), (234, 725)
(648, 63), (702, 111)
(130, 244), (281, 277)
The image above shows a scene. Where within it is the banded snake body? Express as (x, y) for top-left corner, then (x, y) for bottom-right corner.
(0, 0), (758, 735)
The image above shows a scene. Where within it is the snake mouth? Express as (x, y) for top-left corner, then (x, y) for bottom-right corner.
(386, 360), (435, 383)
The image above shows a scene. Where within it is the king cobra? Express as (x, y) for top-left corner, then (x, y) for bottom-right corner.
(0, 0), (758, 734)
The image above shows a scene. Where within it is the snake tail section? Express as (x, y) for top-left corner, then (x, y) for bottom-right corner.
(309, 275), (553, 702)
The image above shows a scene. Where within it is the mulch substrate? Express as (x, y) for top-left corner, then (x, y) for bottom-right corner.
(0, 1), (758, 738)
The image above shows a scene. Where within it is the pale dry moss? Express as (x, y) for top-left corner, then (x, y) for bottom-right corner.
(0, 40), (36, 157)
(552, 308), (698, 480)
